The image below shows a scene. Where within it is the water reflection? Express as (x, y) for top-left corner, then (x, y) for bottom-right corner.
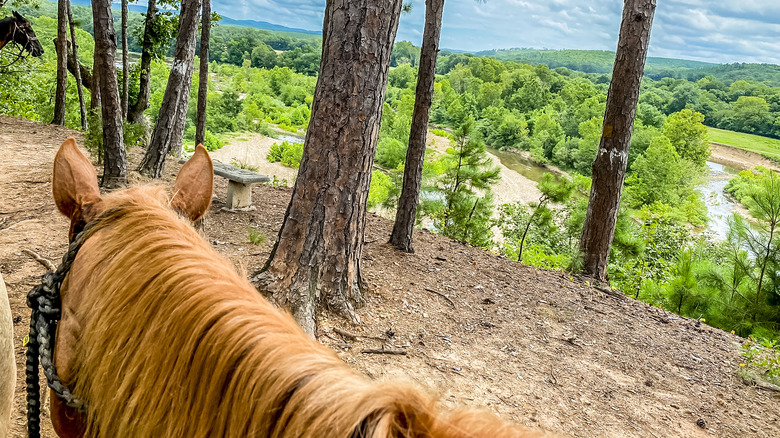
(698, 161), (740, 240)
(487, 148), (560, 183)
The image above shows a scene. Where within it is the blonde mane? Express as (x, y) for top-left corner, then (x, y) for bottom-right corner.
(62, 186), (545, 438)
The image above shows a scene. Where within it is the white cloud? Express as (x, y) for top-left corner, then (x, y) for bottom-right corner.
(209, 0), (780, 64)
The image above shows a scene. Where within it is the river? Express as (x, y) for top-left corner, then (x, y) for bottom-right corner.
(699, 161), (741, 240)
(259, 135), (740, 239)
(488, 148), (741, 240)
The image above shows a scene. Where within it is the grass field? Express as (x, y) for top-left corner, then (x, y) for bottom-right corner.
(708, 127), (780, 161)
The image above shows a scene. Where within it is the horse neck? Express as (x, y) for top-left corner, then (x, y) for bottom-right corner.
(0, 17), (12, 51)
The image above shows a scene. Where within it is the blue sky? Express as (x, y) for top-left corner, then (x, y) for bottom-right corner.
(209, 0), (780, 65)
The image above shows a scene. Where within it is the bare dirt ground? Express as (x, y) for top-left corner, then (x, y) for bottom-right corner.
(1, 115), (779, 437)
(710, 143), (780, 172)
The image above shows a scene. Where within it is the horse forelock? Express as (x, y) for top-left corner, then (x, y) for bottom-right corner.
(61, 185), (542, 438)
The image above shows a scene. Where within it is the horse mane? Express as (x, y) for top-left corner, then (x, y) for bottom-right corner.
(66, 185), (546, 438)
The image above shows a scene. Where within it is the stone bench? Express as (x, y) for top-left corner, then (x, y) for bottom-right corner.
(181, 159), (269, 210)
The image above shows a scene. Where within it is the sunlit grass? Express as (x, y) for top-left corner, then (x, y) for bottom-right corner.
(708, 127), (780, 160)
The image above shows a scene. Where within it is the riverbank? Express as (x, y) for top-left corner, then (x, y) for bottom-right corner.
(709, 143), (779, 172)
(212, 132), (546, 206)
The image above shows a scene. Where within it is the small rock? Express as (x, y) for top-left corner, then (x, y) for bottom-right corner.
(696, 418), (706, 429)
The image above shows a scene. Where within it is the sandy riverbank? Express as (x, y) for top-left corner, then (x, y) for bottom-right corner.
(212, 132), (544, 206)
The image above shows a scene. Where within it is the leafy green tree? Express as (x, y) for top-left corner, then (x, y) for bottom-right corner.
(661, 109), (709, 167)
(500, 173), (574, 262)
(388, 63), (417, 89)
(478, 106), (528, 150)
(390, 40), (420, 67)
(432, 118), (500, 248)
(666, 248), (710, 315)
(626, 135), (695, 206)
(468, 56), (505, 83)
(528, 108), (564, 162)
(250, 41), (277, 69)
(732, 96), (773, 134)
(735, 172), (780, 325)
(666, 81), (699, 114)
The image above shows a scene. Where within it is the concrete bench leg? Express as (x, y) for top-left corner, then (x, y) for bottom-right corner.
(226, 181), (253, 209)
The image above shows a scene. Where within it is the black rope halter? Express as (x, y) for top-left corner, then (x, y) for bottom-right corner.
(25, 222), (94, 438)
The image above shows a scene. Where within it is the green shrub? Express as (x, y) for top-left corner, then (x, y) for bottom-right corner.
(248, 227), (266, 245)
(267, 141), (303, 168)
(376, 137), (407, 169)
(123, 121), (148, 149)
(741, 338), (780, 385)
(368, 170), (395, 209)
(429, 129), (453, 140)
(230, 159), (259, 172)
(203, 130), (224, 151)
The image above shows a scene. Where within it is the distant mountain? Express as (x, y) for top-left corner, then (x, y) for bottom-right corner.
(69, 0), (319, 37)
(473, 48), (717, 75)
(219, 16), (319, 36)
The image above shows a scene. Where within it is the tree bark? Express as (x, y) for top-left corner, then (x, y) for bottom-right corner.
(127, 0), (157, 124)
(579, 0), (656, 280)
(139, 0), (201, 177)
(92, 0), (127, 187)
(389, 0), (445, 252)
(254, 0), (403, 337)
(66, 0), (86, 130)
(195, 0), (211, 147)
(67, 55), (92, 91)
(90, 46), (101, 112)
(52, 0), (68, 125)
(121, 0), (129, 117)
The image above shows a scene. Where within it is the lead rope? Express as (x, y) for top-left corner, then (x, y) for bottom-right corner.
(26, 225), (92, 438)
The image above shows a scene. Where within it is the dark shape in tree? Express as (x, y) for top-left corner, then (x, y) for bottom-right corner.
(127, 0), (157, 124)
(579, 0), (656, 280)
(92, 0), (127, 187)
(121, 0), (129, 116)
(389, 0), (445, 253)
(66, 0), (86, 129)
(195, 0), (211, 146)
(52, 0), (68, 125)
(90, 44), (100, 111)
(66, 51), (92, 91)
(139, 0), (202, 178)
(253, 0), (404, 337)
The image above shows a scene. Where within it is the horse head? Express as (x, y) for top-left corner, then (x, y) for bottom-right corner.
(46, 138), (213, 437)
(41, 138), (551, 438)
(10, 11), (43, 57)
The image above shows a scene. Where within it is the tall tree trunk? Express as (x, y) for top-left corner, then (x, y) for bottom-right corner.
(579, 0), (656, 280)
(139, 0), (201, 177)
(389, 0), (445, 252)
(90, 50), (101, 112)
(253, 0), (403, 337)
(92, 0), (127, 187)
(52, 0), (68, 125)
(127, 0), (157, 124)
(195, 0), (211, 146)
(121, 0), (129, 117)
(66, 0), (86, 130)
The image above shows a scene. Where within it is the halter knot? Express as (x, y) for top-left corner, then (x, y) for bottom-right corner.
(25, 223), (96, 438)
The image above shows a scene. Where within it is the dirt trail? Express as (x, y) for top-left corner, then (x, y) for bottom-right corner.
(1, 116), (779, 437)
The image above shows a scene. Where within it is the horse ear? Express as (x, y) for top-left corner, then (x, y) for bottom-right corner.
(171, 144), (213, 222)
(12, 11), (22, 20)
(53, 137), (102, 223)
